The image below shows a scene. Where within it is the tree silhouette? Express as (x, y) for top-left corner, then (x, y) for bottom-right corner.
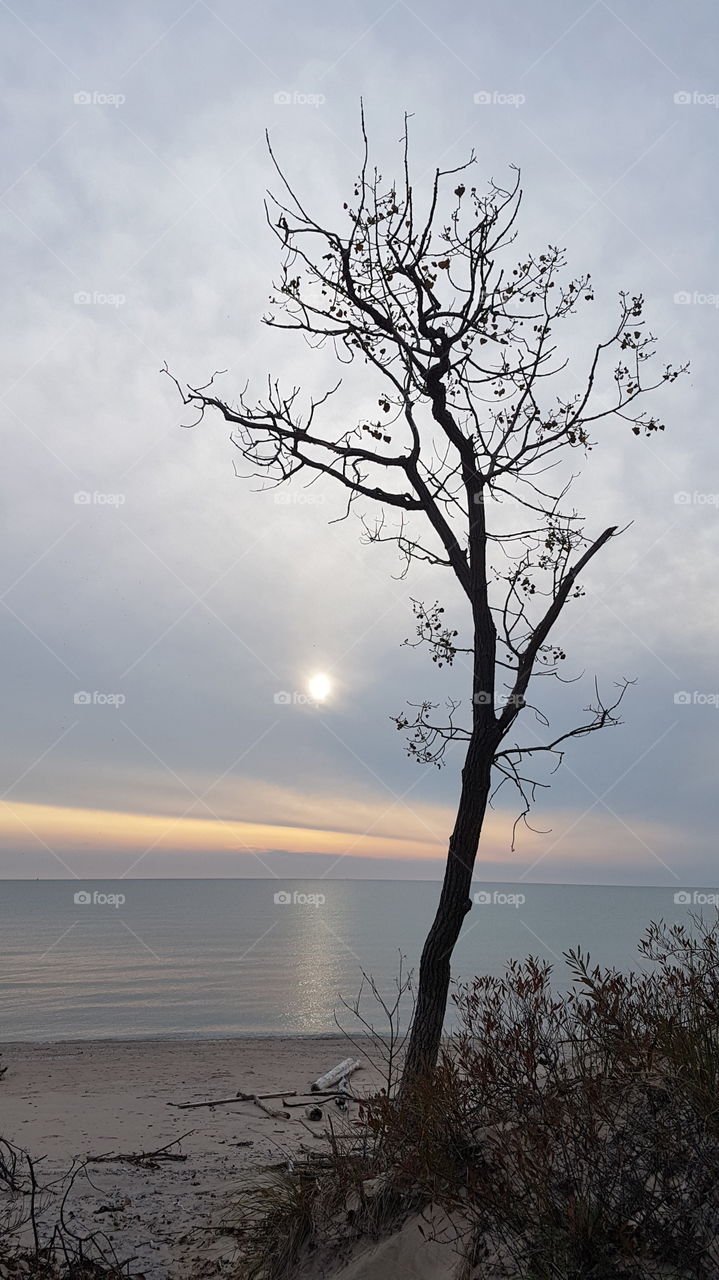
(168, 110), (685, 1088)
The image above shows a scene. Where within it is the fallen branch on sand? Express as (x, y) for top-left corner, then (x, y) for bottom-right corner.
(281, 1093), (352, 1108)
(252, 1095), (290, 1120)
(168, 1089), (297, 1110)
(87, 1132), (194, 1168)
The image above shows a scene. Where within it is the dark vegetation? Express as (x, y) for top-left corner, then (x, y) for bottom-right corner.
(227, 915), (719, 1280)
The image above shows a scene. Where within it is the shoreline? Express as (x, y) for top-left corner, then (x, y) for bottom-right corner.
(1, 1030), (373, 1046)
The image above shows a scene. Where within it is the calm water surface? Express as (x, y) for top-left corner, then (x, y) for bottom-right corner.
(0, 879), (710, 1041)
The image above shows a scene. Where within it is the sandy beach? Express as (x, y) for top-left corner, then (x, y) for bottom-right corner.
(0, 1037), (378, 1279)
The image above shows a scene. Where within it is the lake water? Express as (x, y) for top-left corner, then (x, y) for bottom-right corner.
(0, 879), (713, 1041)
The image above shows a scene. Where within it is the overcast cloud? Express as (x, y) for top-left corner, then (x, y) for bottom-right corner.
(1, 0), (718, 885)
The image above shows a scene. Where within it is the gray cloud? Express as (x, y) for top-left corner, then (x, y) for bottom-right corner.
(2, 0), (718, 884)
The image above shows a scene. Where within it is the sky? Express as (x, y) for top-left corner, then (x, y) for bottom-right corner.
(1, 0), (718, 886)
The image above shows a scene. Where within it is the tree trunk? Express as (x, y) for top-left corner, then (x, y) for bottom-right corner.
(400, 732), (494, 1093)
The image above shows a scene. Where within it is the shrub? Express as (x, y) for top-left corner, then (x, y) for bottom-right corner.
(376, 913), (719, 1278)
(228, 915), (719, 1279)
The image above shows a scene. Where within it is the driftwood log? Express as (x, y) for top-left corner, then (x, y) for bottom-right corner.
(310, 1058), (362, 1092)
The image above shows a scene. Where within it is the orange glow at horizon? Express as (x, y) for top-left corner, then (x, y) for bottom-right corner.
(0, 799), (678, 877)
(0, 800), (446, 862)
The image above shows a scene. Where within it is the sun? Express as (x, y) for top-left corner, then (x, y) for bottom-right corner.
(308, 673), (332, 703)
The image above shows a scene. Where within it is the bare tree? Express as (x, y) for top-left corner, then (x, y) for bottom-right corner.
(167, 111), (685, 1091)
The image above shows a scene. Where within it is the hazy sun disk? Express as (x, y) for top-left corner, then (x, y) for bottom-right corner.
(308, 673), (332, 702)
